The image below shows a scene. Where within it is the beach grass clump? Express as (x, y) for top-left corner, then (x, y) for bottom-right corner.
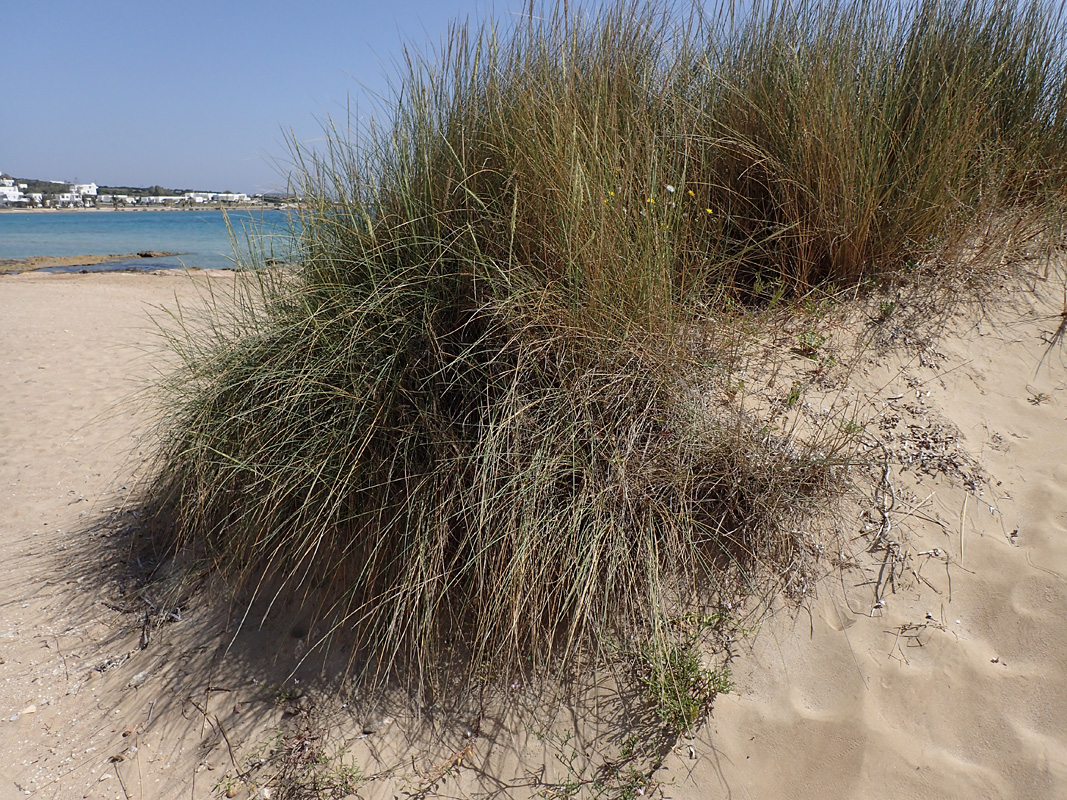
(146, 0), (1067, 687)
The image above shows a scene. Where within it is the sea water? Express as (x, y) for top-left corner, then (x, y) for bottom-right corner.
(0, 208), (296, 271)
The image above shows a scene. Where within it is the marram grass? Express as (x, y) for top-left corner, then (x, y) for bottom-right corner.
(145, 0), (1067, 689)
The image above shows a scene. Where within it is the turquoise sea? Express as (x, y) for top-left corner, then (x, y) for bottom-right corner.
(0, 209), (296, 271)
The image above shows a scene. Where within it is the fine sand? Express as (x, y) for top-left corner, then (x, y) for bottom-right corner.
(1, 266), (1065, 799)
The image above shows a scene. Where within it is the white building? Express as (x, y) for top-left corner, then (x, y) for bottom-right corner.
(0, 177), (24, 204)
(70, 182), (98, 196)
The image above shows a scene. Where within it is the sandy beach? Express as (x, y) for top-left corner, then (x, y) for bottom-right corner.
(1, 266), (1065, 799)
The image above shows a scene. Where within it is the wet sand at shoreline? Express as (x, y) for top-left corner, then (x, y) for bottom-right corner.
(0, 252), (184, 274)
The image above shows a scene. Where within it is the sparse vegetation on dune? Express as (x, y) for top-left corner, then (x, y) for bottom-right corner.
(144, 0), (1067, 703)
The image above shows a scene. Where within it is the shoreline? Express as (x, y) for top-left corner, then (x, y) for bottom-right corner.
(0, 203), (297, 215)
(0, 251), (184, 274)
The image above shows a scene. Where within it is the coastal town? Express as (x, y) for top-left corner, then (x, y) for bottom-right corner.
(0, 172), (270, 208)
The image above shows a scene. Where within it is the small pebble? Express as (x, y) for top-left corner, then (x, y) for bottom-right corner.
(361, 715), (393, 735)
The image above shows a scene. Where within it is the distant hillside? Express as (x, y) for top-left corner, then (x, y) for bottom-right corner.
(9, 177), (219, 196)
(95, 184), (230, 196)
(3, 175), (295, 205)
(9, 177), (67, 195)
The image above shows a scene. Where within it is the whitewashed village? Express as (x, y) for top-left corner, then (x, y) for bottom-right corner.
(0, 173), (263, 208)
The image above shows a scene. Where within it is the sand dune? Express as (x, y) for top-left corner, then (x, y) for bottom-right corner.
(691, 270), (1067, 799)
(1, 266), (1064, 799)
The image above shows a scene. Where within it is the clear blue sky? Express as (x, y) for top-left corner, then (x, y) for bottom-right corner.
(3, 0), (567, 194)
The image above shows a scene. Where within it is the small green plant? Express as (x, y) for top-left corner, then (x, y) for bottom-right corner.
(614, 765), (654, 800)
(639, 637), (732, 734)
(222, 727), (362, 800)
(840, 418), (865, 436)
(534, 729), (659, 800)
(213, 775), (242, 798)
(876, 299), (897, 321)
(270, 683), (298, 704)
(541, 731), (584, 799)
(795, 330), (828, 359)
(1029, 391), (1051, 405)
(786, 380), (804, 407)
(724, 377), (746, 400)
(272, 732), (361, 799)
